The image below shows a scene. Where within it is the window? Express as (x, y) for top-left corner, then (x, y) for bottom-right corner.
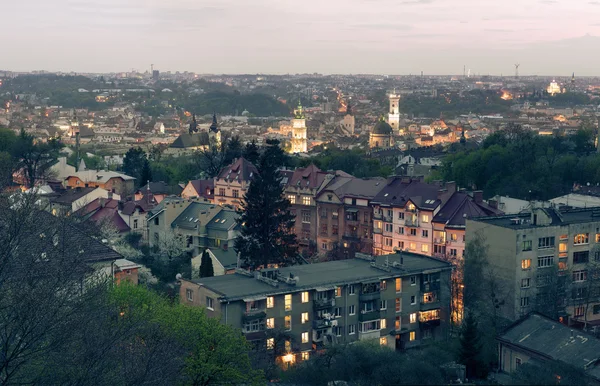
(537, 256), (554, 268)
(422, 230), (428, 238)
(154, 217), (159, 226)
(335, 287), (342, 297)
(522, 259), (532, 270)
(394, 278), (402, 293)
(285, 315), (292, 330)
(409, 242), (416, 251)
(395, 298), (401, 312)
(385, 223), (393, 232)
(395, 316), (401, 330)
(573, 270), (588, 282)
(559, 242), (568, 255)
(380, 337), (387, 346)
(522, 240), (532, 251)
(410, 313), (417, 323)
(597, 234), (600, 243)
(538, 236), (555, 249)
(422, 214), (429, 223)
(574, 233), (589, 245)
(266, 318), (275, 329)
(287, 195), (296, 204)
(348, 285), (355, 295)
(285, 294), (292, 311)
(267, 297), (274, 308)
(301, 351), (310, 361)
(301, 332), (309, 343)
(333, 210), (339, 219)
(186, 288), (193, 301)
(573, 251), (589, 264)
(387, 209), (393, 217)
(301, 312), (309, 324)
(398, 227), (404, 235)
(218, 188), (225, 196)
(332, 225), (338, 235)
(398, 212), (405, 220)
(451, 233), (458, 241)
(206, 297), (214, 310)
(515, 358), (522, 367)
(410, 276), (416, 285)
(410, 295), (416, 305)
(302, 196), (311, 206)
(380, 300), (387, 310)
(321, 242), (328, 250)
(348, 324), (356, 335)
(421, 244), (429, 253)
(410, 331), (416, 341)
(385, 238), (393, 247)
(419, 309), (440, 322)
(285, 340), (291, 352)
(334, 307), (342, 317)
(359, 320), (381, 332)
(133, 219), (138, 229)
(520, 297), (529, 307)
(301, 210), (310, 223)
(349, 305), (355, 315)
(521, 278), (531, 288)
(266, 338), (274, 350)
(574, 306), (585, 318)
(301, 292), (309, 303)
(381, 280), (387, 290)
(410, 229), (417, 236)
(232, 189), (239, 198)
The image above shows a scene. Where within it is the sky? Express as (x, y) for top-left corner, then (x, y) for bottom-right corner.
(2, 0), (600, 75)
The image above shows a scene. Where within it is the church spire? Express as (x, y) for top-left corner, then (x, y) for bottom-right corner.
(189, 114), (198, 134)
(209, 112), (219, 133)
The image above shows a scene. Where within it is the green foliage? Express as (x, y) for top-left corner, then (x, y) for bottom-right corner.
(12, 129), (62, 188)
(235, 140), (299, 269)
(183, 91), (290, 116)
(123, 147), (151, 187)
(399, 90), (512, 119)
(243, 139), (260, 165)
(512, 361), (589, 385)
(300, 147), (392, 178)
(458, 312), (488, 379)
(199, 250), (214, 278)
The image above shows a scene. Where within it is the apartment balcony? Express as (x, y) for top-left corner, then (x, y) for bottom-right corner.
(374, 227), (382, 234)
(419, 318), (441, 328)
(433, 252), (446, 259)
(346, 218), (360, 225)
(358, 309), (381, 322)
(421, 282), (441, 292)
(405, 218), (419, 227)
(313, 298), (335, 310)
(434, 238), (446, 244)
(242, 309), (266, 322)
(359, 291), (381, 302)
(358, 330), (381, 341)
(243, 330), (266, 340)
(373, 212), (382, 220)
(343, 232), (360, 240)
(383, 215), (393, 223)
(313, 318), (338, 330)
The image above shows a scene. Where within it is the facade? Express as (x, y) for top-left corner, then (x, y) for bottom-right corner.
(113, 259), (141, 285)
(180, 251), (452, 365)
(340, 104), (355, 136)
(208, 113), (222, 148)
(213, 157), (258, 209)
(467, 207), (600, 324)
(290, 103), (307, 153)
(64, 170), (135, 196)
(369, 117), (394, 149)
(388, 92), (400, 132)
(181, 179), (214, 201)
(119, 197), (156, 238)
(49, 186), (120, 216)
(315, 176), (386, 257)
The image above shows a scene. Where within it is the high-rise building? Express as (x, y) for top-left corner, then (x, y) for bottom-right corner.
(152, 70), (160, 81)
(290, 102), (308, 153)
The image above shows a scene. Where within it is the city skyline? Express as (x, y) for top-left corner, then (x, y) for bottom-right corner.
(2, 0), (600, 75)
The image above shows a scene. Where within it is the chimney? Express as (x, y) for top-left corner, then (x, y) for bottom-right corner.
(473, 190), (483, 204)
(107, 191), (113, 200)
(100, 197), (105, 208)
(488, 199), (498, 209)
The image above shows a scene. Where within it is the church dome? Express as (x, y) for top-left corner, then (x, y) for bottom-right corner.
(372, 118), (393, 135)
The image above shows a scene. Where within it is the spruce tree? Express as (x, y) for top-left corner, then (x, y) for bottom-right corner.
(140, 159), (152, 186)
(235, 140), (298, 269)
(458, 311), (487, 379)
(242, 140), (260, 166)
(200, 249), (214, 278)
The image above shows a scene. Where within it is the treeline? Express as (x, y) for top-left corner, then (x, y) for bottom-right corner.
(182, 91), (290, 117)
(437, 126), (599, 200)
(299, 147), (393, 178)
(399, 90), (512, 119)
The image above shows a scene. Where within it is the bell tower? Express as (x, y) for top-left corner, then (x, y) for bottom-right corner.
(388, 91), (400, 131)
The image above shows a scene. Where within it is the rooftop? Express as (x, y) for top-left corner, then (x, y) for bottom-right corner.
(470, 206), (600, 230)
(189, 252), (451, 301)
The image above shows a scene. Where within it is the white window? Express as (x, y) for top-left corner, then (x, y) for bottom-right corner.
(334, 307), (342, 317)
(348, 324), (356, 335)
(398, 212), (405, 220)
(380, 300), (387, 310)
(302, 210), (311, 223)
(538, 236), (555, 249)
(422, 229), (428, 238)
(349, 305), (355, 315)
(520, 297), (529, 307)
(133, 219), (138, 229)
(398, 227), (404, 235)
(359, 320), (381, 332)
(285, 294), (292, 311)
(537, 256), (554, 268)
(410, 276), (416, 285)
(267, 296), (274, 308)
(301, 291), (309, 303)
(302, 332), (309, 343)
(302, 312), (309, 324)
(573, 270), (588, 282)
(206, 297), (214, 310)
(266, 318), (274, 329)
(410, 313), (417, 323)
(186, 288), (193, 302)
(421, 244), (429, 253)
(410, 295), (416, 305)
(521, 278), (530, 288)
(381, 318), (387, 329)
(385, 223), (393, 232)
(348, 285), (355, 295)
(267, 338), (274, 350)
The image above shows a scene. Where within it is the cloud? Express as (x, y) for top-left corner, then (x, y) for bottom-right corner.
(350, 23), (413, 31)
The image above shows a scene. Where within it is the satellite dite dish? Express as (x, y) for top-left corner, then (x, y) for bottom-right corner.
(175, 273), (182, 281)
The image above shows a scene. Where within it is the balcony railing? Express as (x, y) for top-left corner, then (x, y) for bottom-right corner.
(405, 218), (419, 227)
(359, 291), (381, 302)
(313, 318), (337, 330)
(358, 309), (381, 322)
(313, 298), (335, 310)
(434, 238), (446, 244)
(374, 227), (382, 234)
(343, 232), (360, 240)
(373, 212), (382, 220)
(242, 309), (266, 322)
(383, 215), (393, 223)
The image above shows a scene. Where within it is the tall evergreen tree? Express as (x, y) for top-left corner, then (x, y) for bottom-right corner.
(242, 139), (260, 166)
(235, 140), (298, 269)
(123, 147), (148, 184)
(199, 249), (214, 278)
(458, 311), (488, 379)
(140, 158), (152, 185)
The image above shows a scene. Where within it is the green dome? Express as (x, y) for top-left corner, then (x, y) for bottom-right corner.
(372, 119), (393, 135)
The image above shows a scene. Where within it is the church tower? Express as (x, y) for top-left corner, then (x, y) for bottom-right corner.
(388, 91), (400, 132)
(208, 113), (221, 148)
(341, 102), (355, 135)
(290, 101), (307, 153)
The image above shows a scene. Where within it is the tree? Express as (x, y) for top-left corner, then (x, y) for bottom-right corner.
(224, 135), (243, 165)
(243, 139), (260, 165)
(140, 158), (152, 186)
(12, 129), (62, 188)
(123, 147), (149, 184)
(458, 311), (487, 380)
(235, 140), (298, 269)
(199, 249), (214, 278)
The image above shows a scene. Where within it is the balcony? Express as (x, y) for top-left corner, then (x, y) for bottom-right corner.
(343, 232), (360, 240)
(373, 212), (382, 220)
(419, 318), (441, 328)
(313, 318), (337, 330)
(405, 218), (419, 227)
(244, 330), (266, 340)
(313, 298), (335, 310)
(359, 309), (381, 322)
(242, 309), (266, 322)
(359, 291), (381, 302)
(434, 238), (446, 244)
(421, 282), (440, 292)
(374, 227), (382, 234)
(383, 215), (393, 223)
(358, 330), (381, 341)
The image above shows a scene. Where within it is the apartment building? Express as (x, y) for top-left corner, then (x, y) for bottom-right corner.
(467, 206), (600, 324)
(64, 170), (135, 196)
(315, 176), (386, 257)
(180, 251), (452, 365)
(213, 157), (257, 209)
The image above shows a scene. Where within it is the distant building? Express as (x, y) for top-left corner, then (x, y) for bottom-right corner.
(388, 92), (400, 132)
(290, 102), (307, 153)
(208, 113), (222, 148)
(370, 117), (394, 149)
(64, 170), (135, 196)
(340, 103), (355, 135)
(181, 179), (214, 201)
(49, 187), (120, 216)
(213, 157), (257, 209)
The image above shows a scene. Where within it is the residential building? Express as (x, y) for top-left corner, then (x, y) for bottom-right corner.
(181, 179), (214, 201)
(113, 259), (141, 285)
(466, 206), (600, 324)
(213, 157), (257, 209)
(166, 132), (206, 156)
(369, 117), (394, 149)
(119, 197), (156, 237)
(75, 197), (130, 233)
(180, 251), (452, 365)
(49, 187), (120, 216)
(133, 181), (182, 204)
(497, 313), (600, 384)
(315, 176), (386, 257)
(195, 247), (239, 277)
(64, 170), (135, 196)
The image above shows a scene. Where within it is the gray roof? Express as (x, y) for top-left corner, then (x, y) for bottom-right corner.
(209, 248), (238, 269)
(206, 209), (239, 231)
(171, 202), (218, 230)
(189, 252), (452, 301)
(471, 207), (600, 230)
(319, 176), (386, 200)
(498, 313), (600, 380)
(50, 187), (96, 205)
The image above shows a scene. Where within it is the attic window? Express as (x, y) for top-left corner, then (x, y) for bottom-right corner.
(214, 219), (220, 223)
(221, 219), (226, 223)
(384, 193), (389, 197)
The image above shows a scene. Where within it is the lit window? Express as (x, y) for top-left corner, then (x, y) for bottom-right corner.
(301, 332), (309, 343)
(301, 312), (309, 324)
(381, 280), (387, 290)
(421, 244), (429, 253)
(410, 313), (417, 323)
(186, 288), (193, 302)
(395, 316), (400, 330)
(267, 318), (275, 329)
(335, 287), (342, 297)
(450, 233), (458, 241)
(301, 351), (310, 361)
(395, 278), (402, 292)
(287, 195), (296, 204)
(285, 315), (292, 330)
(267, 296), (274, 308)
(302, 196), (311, 206)
(285, 294), (292, 311)
(409, 331), (416, 341)
(521, 259), (531, 270)
(380, 337), (388, 346)
(381, 318), (387, 329)
(409, 242), (416, 250)
(422, 215), (429, 223)
(395, 298), (401, 313)
(267, 338), (274, 350)
(301, 291), (309, 303)
(596, 234), (600, 243)
(574, 233), (589, 245)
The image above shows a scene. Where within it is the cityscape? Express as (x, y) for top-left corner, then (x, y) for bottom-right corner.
(3, 1), (600, 385)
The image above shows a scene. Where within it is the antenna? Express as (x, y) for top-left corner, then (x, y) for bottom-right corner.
(514, 64), (520, 79)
